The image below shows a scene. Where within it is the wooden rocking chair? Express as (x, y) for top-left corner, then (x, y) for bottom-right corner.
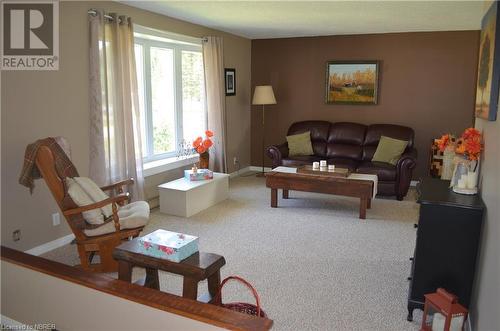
(34, 140), (149, 272)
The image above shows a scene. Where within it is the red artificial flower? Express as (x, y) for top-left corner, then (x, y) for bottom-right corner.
(202, 139), (213, 148)
(465, 138), (482, 155)
(205, 130), (214, 137)
(192, 136), (203, 148)
(197, 145), (207, 154)
(435, 134), (451, 152)
(462, 128), (481, 140)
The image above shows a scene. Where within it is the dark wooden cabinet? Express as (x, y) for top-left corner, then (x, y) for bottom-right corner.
(407, 178), (485, 321)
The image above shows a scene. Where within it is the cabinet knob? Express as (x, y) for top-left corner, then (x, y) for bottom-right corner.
(407, 276), (412, 281)
(409, 257), (414, 261)
(414, 223), (418, 229)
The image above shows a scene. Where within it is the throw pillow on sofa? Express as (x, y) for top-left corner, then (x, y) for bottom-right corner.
(286, 131), (314, 156)
(372, 136), (408, 165)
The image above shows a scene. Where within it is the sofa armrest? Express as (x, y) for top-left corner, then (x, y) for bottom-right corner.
(395, 148), (417, 200)
(266, 142), (289, 168)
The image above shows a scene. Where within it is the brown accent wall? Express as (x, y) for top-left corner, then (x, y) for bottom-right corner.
(251, 31), (480, 178)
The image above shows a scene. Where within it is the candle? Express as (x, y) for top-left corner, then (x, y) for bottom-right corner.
(312, 162), (320, 169)
(320, 160), (327, 167)
(432, 313), (445, 331)
(467, 171), (478, 189)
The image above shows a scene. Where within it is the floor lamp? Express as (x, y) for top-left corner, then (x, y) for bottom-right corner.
(252, 85), (277, 177)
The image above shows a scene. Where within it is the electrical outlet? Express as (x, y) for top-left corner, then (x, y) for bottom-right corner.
(12, 230), (21, 242)
(52, 212), (61, 226)
(233, 157), (239, 165)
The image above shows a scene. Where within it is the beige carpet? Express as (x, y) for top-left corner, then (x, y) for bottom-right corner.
(43, 175), (423, 331)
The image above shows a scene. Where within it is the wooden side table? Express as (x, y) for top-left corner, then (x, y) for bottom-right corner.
(113, 238), (226, 303)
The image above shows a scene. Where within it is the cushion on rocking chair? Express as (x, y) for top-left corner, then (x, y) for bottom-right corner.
(83, 201), (150, 237)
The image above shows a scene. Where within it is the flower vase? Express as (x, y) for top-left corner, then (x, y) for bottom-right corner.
(440, 146), (455, 180)
(451, 159), (479, 195)
(199, 152), (209, 169)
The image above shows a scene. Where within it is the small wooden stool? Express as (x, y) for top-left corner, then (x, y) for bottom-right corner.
(113, 238), (226, 303)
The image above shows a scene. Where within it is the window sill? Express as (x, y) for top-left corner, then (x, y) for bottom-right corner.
(143, 154), (199, 177)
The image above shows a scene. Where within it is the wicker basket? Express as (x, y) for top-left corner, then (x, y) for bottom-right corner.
(214, 276), (267, 318)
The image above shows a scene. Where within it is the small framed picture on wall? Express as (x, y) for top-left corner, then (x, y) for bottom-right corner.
(225, 68), (236, 96)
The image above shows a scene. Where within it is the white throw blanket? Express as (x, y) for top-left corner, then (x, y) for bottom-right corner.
(347, 173), (378, 198)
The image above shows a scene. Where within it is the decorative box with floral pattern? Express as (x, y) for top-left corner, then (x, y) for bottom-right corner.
(184, 169), (213, 181)
(138, 229), (199, 262)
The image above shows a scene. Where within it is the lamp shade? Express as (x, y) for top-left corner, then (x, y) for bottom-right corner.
(252, 85), (277, 105)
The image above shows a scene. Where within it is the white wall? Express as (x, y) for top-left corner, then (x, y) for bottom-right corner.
(1, 260), (223, 331)
(472, 116), (500, 330)
(469, 3), (500, 328)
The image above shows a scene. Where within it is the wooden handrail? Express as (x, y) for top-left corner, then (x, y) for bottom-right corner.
(100, 178), (134, 192)
(1, 246), (273, 331)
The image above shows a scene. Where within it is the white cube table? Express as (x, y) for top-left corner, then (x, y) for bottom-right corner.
(158, 173), (229, 217)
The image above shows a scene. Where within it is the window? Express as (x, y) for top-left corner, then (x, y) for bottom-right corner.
(134, 27), (206, 162)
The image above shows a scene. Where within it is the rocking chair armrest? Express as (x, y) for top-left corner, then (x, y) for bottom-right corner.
(63, 194), (130, 216)
(100, 178), (134, 192)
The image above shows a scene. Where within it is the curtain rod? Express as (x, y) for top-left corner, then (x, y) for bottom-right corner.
(89, 9), (208, 43)
(88, 9), (120, 22)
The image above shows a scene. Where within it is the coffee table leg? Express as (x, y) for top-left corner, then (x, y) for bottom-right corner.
(118, 260), (133, 283)
(283, 189), (289, 199)
(359, 198), (368, 219)
(207, 270), (221, 304)
(145, 268), (160, 290)
(183, 277), (199, 300)
(271, 188), (278, 207)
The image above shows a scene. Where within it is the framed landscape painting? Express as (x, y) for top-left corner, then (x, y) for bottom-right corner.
(475, 1), (500, 121)
(326, 61), (379, 105)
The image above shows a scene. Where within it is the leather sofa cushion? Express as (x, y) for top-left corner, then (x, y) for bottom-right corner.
(328, 122), (366, 145)
(327, 158), (359, 171)
(326, 144), (363, 160)
(282, 156), (322, 167)
(356, 161), (397, 181)
(288, 121), (330, 157)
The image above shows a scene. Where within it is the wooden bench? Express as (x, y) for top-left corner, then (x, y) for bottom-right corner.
(113, 238), (226, 303)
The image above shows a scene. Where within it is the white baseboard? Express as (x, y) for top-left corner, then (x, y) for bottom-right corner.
(249, 166), (272, 172)
(228, 166), (251, 178)
(1, 315), (26, 328)
(24, 233), (75, 256)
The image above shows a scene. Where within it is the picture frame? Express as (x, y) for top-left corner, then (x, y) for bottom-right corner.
(474, 1), (499, 121)
(325, 60), (379, 105)
(225, 68), (236, 96)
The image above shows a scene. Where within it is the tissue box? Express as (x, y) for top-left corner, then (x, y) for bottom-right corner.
(139, 229), (199, 262)
(184, 169), (213, 181)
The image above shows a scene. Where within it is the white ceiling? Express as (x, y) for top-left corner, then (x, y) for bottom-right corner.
(121, 1), (484, 39)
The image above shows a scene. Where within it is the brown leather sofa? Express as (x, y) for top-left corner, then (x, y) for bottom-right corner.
(266, 121), (417, 200)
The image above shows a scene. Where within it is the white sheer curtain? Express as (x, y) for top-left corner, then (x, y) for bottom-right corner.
(202, 36), (227, 173)
(88, 11), (144, 200)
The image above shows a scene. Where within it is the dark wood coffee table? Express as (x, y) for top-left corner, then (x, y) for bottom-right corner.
(113, 238), (226, 303)
(265, 171), (375, 219)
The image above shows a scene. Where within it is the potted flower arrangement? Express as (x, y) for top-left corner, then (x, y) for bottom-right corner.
(193, 130), (214, 169)
(451, 128), (483, 194)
